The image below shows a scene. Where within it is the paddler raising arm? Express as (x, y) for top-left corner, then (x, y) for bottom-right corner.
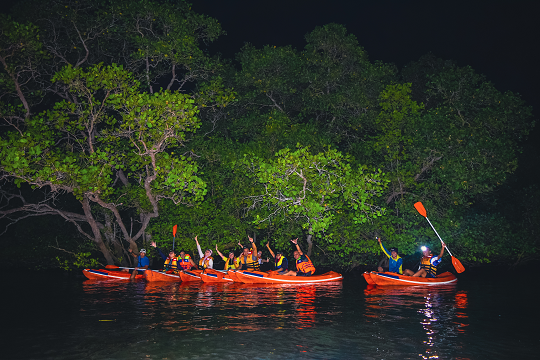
(195, 236), (213, 269)
(376, 237), (403, 274)
(282, 238), (316, 277)
(215, 244), (239, 270)
(266, 242), (289, 274)
(403, 243), (445, 278)
(238, 236), (260, 270)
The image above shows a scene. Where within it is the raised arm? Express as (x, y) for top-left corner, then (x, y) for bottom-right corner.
(266, 242), (276, 258)
(195, 236), (203, 258)
(150, 241), (167, 260)
(248, 236), (258, 261)
(377, 237), (391, 258)
(438, 243), (446, 259)
(291, 238), (302, 255)
(215, 244), (225, 260)
(127, 248), (138, 258)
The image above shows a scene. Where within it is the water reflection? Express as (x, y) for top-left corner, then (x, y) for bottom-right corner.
(364, 284), (469, 359)
(83, 280), (342, 334)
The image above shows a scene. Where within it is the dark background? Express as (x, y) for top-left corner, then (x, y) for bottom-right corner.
(2, 0), (539, 181)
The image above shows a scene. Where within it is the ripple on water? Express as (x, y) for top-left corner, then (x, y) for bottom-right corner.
(5, 272), (538, 359)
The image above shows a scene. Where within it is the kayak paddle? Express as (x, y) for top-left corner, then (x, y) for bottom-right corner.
(105, 265), (146, 271)
(413, 202), (465, 273)
(172, 224), (178, 250)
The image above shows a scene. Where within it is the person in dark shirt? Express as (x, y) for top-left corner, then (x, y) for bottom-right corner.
(266, 242), (289, 274)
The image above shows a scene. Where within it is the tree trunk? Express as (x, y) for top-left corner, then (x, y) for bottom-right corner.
(103, 212), (125, 264)
(82, 197), (114, 264)
(306, 225), (313, 257)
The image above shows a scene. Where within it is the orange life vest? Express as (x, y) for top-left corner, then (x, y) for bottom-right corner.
(179, 254), (193, 270)
(296, 255), (316, 274)
(420, 255), (437, 277)
(164, 257), (178, 272)
(239, 253), (260, 270)
(199, 256), (213, 269)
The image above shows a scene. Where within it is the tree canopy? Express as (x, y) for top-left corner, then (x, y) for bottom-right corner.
(0, 1), (536, 270)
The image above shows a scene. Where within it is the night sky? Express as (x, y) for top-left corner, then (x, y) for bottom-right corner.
(2, 0), (539, 180)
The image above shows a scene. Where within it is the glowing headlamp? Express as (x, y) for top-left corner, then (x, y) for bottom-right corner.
(420, 246), (427, 252)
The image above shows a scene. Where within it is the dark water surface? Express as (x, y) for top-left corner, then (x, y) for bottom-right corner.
(4, 269), (538, 359)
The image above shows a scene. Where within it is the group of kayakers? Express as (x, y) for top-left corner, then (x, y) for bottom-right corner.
(129, 235), (316, 277)
(377, 237), (446, 278)
(127, 234), (446, 279)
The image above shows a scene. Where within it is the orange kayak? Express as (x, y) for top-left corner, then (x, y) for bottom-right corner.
(365, 271), (457, 286)
(179, 269), (203, 282)
(226, 270), (241, 282)
(235, 270), (343, 284)
(363, 272), (375, 285)
(145, 270), (181, 282)
(199, 269), (235, 283)
(83, 269), (144, 280)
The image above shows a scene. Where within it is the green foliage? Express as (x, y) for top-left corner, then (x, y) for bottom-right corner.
(0, 3), (536, 270)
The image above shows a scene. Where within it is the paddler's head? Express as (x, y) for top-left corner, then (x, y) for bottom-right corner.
(179, 250), (186, 258)
(139, 249), (147, 257)
(242, 246), (250, 256)
(257, 250), (262, 257)
(228, 251), (235, 259)
(168, 250), (176, 258)
(390, 247), (398, 259)
(204, 249), (212, 258)
(421, 245), (431, 256)
(293, 250), (300, 260)
(276, 251), (282, 260)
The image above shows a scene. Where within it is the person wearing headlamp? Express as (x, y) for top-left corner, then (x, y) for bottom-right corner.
(403, 243), (445, 278)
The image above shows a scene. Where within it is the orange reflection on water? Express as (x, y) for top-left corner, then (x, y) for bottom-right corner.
(82, 280), (342, 333)
(295, 285), (316, 329)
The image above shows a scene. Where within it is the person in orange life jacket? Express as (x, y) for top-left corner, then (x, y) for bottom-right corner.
(149, 241), (182, 273)
(376, 237), (403, 274)
(195, 236), (213, 269)
(266, 242), (289, 274)
(177, 250), (197, 270)
(215, 244), (239, 270)
(403, 243), (445, 278)
(238, 236), (259, 270)
(127, 248), (149, 280)
(282, 238), (316, 277)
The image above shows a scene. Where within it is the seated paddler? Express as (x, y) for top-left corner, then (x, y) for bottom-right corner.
(283, 238), (316, 277)
(376, 237), (402, 274)
(178, 250), (197, 271)
(127, 247), (150, 280)
(238, 236), (260, 271)
(215, 244), (240, 270)
(266, 242), (289, 274)
(150, 241), (180, 273)
(195, 236), (214, 269)
(403, 243), (445, 278)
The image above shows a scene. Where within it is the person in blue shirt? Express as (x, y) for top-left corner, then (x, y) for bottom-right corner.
(377, 237), (403, 274)
(127, 248), (150, 280)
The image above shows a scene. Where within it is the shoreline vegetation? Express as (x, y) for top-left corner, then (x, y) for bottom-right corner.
(0, 0), (537, 272)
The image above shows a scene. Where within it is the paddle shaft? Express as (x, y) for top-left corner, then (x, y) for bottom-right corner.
(424, 217), (454, 257)
(109, 266), (147, 271)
